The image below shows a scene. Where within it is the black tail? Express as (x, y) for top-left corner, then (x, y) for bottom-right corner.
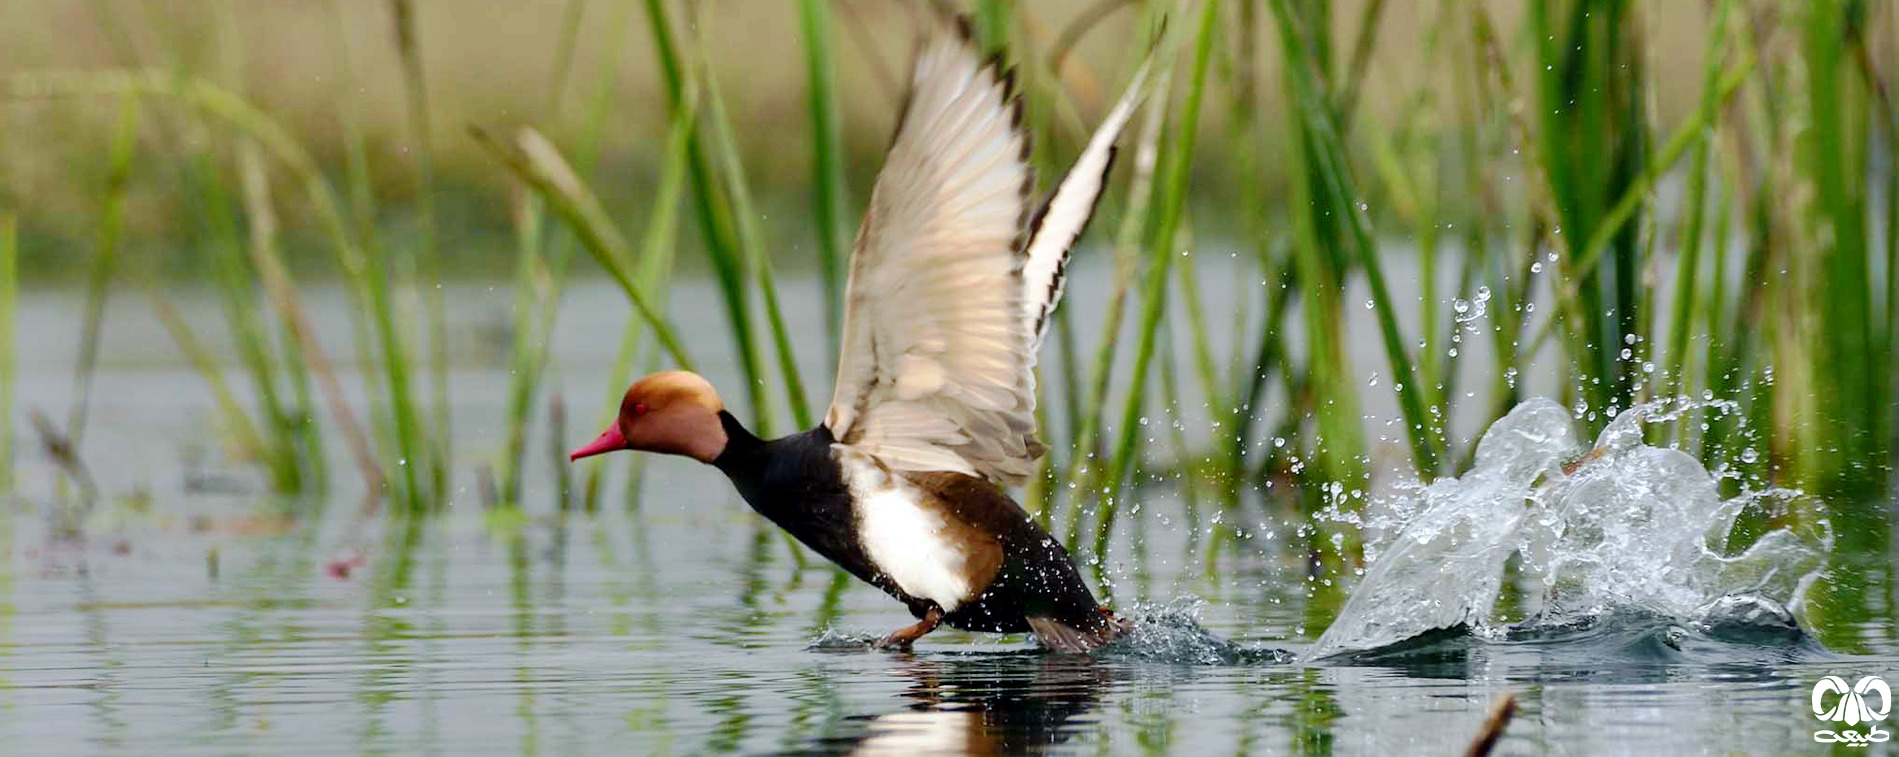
(1026, 608), (1134, 653)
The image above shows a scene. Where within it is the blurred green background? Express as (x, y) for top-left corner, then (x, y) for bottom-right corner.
(2, 0), (1727, 280)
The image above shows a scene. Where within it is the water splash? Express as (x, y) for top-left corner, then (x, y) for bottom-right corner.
(807, 602), (1294, 665)
(1095, 601), (1292, 665)
(807, 627), (884, 650)
(1309, 398), (1830, 660)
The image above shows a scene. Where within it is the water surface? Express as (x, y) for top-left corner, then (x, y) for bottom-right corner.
(3, 269), (1895, 754)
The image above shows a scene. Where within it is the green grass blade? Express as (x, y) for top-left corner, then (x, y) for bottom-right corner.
(390, 0), (451, 502)
(798, 0), (849, 366)
(687, 13), (813, 429)
(1662, 0), (1731, 413)
(0, 213), (14, 494)
(151, 296), (266, 459)
(1059, 5), (1171, 539)
(235, 144), (387, 497)
(641, 0), (775, 433)
(1269, 0), (1439, 475)
(68, 94), (138, 451)
(471, 126), (696, 372)
(1094, 0), (1217, 563)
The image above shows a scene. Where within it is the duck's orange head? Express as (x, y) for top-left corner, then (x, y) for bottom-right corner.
(569, 370), (727, 464)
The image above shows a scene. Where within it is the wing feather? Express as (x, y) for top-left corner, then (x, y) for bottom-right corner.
(1021, 60), (1151, 345)
(825, 18), (1146, 486)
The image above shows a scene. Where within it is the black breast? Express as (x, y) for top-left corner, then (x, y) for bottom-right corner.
(710, 415), (894, 597)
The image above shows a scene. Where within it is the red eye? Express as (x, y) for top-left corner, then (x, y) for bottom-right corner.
(633, 402), (650, 416)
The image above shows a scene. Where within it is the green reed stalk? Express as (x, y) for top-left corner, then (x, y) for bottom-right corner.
(1332, 0), (1389, 130)
(1092, 0), (1216, 563)
(798, 0), (849, 365)
(321, 0), (397, 471)
(1662, 0), (1731, 416)
(1283, 114), (1365, 565)
(320, 0), (431, 512)
(191, 153), (303, 490)
(974, 0), (1013, 53)
(1012, 7), (1068, 521)
(151, 296), (267, 459)
(471, 126), (695, 371)
(222, 68), (412, 504)
(1216, 0), (1287, 511)
(1176, 252), (1226, 421)
(390, 0), (451, 500)
(583, 109), (690, 512)
(1267, 0), (1372, 612)
(1543, 56), (1754, 325)
(8, 70), (402, 497)
(1221, 256), (1294, 517)
(1158, 309), (1201, 553)
(1799, 0), (1890, 652)
(236, 142), (348, 493)
(495, 0), (628, 509)
(1885, 22), (1899, 444)
(1802, 0), (1882, 498)
(1874, 9), (1899, 447)
(1700, 10), (1780, 484)
(1530, 0), (1650, 427)
(1058, 3), (1173, 539)
(0, 213), (14, 494)
(498, 192), (550, 508)
(68, 95), (138, 455)
(1700, 169), (1733, 448)
(1270, 0), (1439, 476)
(1450, 0), (1519, 433)
(641, 0), (775, 433)
(1021, 4), (1118, 479)
(201, 0), (313, 490)
(145, 5), (323, 495)
(548, 0), (590, 108)
(686, 13), (812, 429)
(1364, 120), (1432, 351)
(361, 206), (429, 512)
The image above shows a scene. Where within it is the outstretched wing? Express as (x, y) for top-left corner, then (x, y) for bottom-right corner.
(822, 18), (1041, 484)
(1020, 60), (1150, 346)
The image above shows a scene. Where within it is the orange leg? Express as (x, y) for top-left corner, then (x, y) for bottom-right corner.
(873, 605), (944, 651)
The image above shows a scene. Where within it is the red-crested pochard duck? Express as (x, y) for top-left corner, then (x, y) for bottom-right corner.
(570, 16), (1147, 653)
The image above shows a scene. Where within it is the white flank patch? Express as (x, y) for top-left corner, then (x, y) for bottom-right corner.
(841, 452), (977, 611)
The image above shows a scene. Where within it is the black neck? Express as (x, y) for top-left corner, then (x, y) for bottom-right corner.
(709, 413), (845, 527)
(711, 410), (763, 469)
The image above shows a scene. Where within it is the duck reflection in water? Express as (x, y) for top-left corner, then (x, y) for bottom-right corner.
(829, 653), (1115, 756)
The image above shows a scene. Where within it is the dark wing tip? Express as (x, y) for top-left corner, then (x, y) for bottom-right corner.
(952, 11), (977, 44)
